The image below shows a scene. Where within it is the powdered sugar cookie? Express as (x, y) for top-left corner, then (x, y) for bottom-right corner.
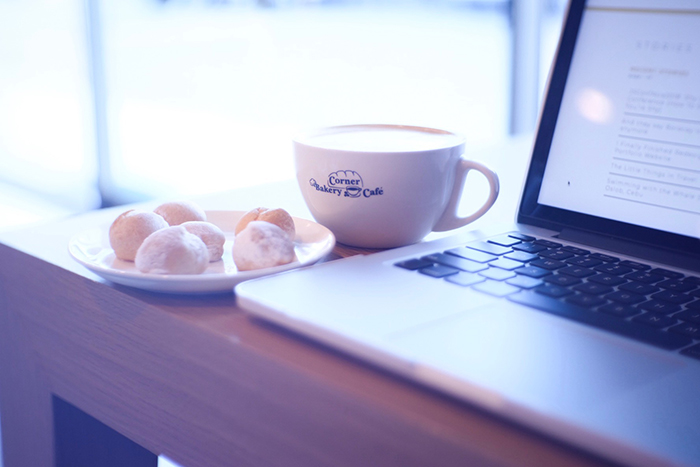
(234, 207), (295, 240)
(154, 201), (207, 226)
(181, 221), (226, 262)
(109, 209), (168, 261)
(135, 226), (209, 274)
(232, 221), (295, 271)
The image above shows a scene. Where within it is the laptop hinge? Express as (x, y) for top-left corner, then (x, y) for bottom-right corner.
(557, 228), (700, 273)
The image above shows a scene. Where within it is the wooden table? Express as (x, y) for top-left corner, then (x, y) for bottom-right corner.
(0, 138), (615, 467)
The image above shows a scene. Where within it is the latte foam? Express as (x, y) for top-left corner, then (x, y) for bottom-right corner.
(299, 125), (464, 152)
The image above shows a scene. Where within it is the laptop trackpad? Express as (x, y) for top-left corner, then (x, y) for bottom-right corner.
(384, 301), (682, 414)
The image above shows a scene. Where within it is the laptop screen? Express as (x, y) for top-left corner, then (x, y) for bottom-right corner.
(519, 0), (700, 260)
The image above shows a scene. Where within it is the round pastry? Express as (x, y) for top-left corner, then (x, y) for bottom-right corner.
(135, 226), (209, 274)
(154, 201), (207, 226)
(181, 221), (226, 262)
(232, 221), (295, 271)
(109, 209), (169, 261)
(234, 207), (295, 240)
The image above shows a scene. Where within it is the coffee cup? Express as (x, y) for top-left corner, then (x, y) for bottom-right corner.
(293, 124), (499, 248)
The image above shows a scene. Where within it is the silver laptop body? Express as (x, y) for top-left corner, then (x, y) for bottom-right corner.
(236, 1), (700, 465)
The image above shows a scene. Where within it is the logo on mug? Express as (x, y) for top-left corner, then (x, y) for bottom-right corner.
(309, 170), (383, 198)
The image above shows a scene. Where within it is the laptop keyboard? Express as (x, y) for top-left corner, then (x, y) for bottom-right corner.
(395, 233), (700, 360)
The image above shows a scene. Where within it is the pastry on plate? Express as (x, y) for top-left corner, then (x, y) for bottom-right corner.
(109, 210), (168, 261)
(182, 221), (226, 262)
(135, 226), (209, 274)
(154, 201), (207, 226)
(233, 221), (295, 271)
(234, 207), (295, 240)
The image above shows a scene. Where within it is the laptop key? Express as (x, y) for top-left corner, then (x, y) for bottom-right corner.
(619, 260), (651, 270)
(683, 276), (700, 285)
(605, 290), (646, 305)
(651, 290), (693, 305)
(505, 251), (538, 263)
(543, 274), (581, 286)
(589, 253), (619, 263)
(534, 239), (562, 248)
(561, 246), (590, 256)
(676, 309), (700, 324)
(445, 272), (486, 287)
(395, 258), (433, 270)
(588, 273), (627, 286)
(594, 263), (634, 275)
(489, 257), (525, 271)
(467, 241), (511, 256)
(624, 271), (664, 284)
(565, 256), (603, 268)
(473, 280), (520, 297)
(573, 282), (613, 295)
(507, 291), (692, 350)
(508, 232), (535, 242)
(558, 266), (596, 278)
(515, 266), (552, 278)
(566, 294), (606, 308)
(512, 242), (548, 254)
(657, 279), (696, 293)
(539, 249), (575, 260)
(446, 247), (498, 263)
(619, 281), (659, 295)
(598, 303), (640, 318)
(479, 267), (516, 281)
(506, 275), (543, 289)
(419, 264), (460, 278)
(530, 258), (567, 270)
(633, 313), (677, 329)
(669, 323), (700, 339)
(638, 300), (682, 315)
(650, 268), (685, 279)
(422, 253), (488, 273)
(487, 235), (522, 247)
(534, 284), (574, 298)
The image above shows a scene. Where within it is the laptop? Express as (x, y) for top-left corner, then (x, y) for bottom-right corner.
(235, 1), (700, 465)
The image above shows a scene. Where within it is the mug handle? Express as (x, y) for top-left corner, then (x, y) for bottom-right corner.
(432, 159), (500, 232)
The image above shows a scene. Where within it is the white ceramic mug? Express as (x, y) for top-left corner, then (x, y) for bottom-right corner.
(294, 124), (499, 248)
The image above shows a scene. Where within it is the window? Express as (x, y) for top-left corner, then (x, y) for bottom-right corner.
(0, 0), (99, 213)
(0, 0), (566, 217)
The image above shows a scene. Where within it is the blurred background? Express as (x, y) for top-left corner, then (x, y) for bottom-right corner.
(0, 0), (567, 231)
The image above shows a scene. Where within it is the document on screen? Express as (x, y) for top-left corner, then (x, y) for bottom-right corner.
(538, 3), (699, 237)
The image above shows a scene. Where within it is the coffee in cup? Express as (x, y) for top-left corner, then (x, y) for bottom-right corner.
(294, 124), (499, 248)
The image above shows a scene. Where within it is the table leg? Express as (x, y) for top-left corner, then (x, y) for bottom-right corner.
(0, 294), (54, 467)
(53, 395), (157, 467)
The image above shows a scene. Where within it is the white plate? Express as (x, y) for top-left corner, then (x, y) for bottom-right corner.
(68, 210), (335, 294)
